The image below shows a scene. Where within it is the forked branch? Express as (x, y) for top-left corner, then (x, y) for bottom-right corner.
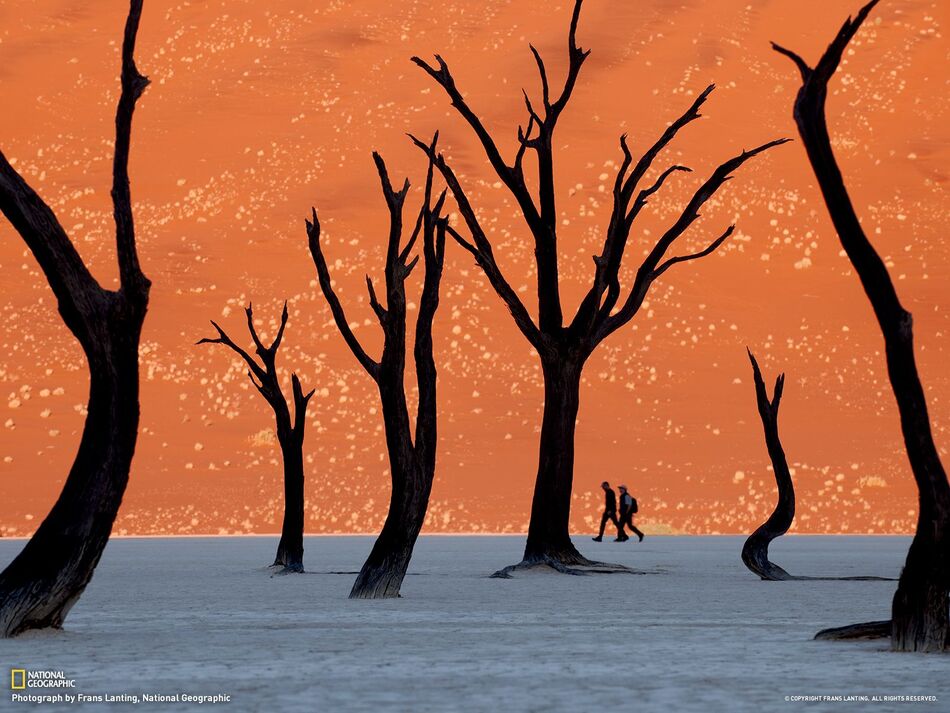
(0, 0), (151, 324)
(595, 138), (791, 343)
(410, 135), (546, 353)
(113, 0), (151, 296)
(307, 209), (381, 380)
(197, 303), (306, 418)
(412, 0), (594, 333)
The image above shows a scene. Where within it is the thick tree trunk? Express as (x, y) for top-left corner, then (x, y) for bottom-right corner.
(273, 431), (305, 573)
(0, 0), (149, 637)
(0, 295), (146, 637)
(349, 461), (432, 599)
(773, 0), (949, 651)
(741, 353), (794, 581)
(881, 311), (950, 651)
(349, 363), (436, 599)
(891, 499), (950, 651)
(523, 357), (586, 564)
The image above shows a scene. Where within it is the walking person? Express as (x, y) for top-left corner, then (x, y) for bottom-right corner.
(592, 481), (621, 542)
(618, 485), (644, 542)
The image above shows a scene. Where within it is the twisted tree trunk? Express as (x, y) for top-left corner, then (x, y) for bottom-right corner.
(774, 0), (949, 651)
(741, 351), (794, 581)
(741, 351), (892, 583)
(0, 0), (150, 637)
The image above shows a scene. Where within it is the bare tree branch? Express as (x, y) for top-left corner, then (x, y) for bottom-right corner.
(413, 3), (589, 333)
(196, 319), (267, 385)
(771, 43), (812, 82)
(528, 46), (551, 109)
(651, 224), (735, 280)
(410, 135), (546, 352)
(198, 303), (311, 423)
(271, 301), (289, 353)
(112, 0), (151, 296)
(547, 0), (591, 123)
(306, 208), (381, 380)
(570, 86), (715, 334)
(748, 348), (785, 428)
(291, 372), (315, 437)
(773, 0), (880, 86)
(0, 155), (102, 329)
(414, 194), (448, 463)
(597, 138), (790, 342)
(410, 53), (542, 229)
(365, 275), (387, 324)
(0, 0), (153, 323)
(244, 304), (268, 358)
(372, 152), (411, 296)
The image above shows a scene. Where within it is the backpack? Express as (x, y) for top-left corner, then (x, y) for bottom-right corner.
(630, 497), (638, 514)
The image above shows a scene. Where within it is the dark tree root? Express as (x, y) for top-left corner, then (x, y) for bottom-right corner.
(815, 620), (891, 641)
(490, 556), (639, 579)
(788, 575), (896, 582)
(753, 568), (896, 582)
(268, 563), (305, 576)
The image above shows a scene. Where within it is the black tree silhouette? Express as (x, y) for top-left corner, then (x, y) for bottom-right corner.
(308, 141), (447, 598)
(413, 0), (788, 575)
(774, 0), (948, 651)
(742, 350), (795, 581)
(0, 0), (151, 637)
(198, 303), (315, 573)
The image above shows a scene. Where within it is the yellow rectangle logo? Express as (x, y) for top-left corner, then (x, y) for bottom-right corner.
(11, 669), (26, 690)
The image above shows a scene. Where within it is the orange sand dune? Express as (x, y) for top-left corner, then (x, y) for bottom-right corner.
(0, 0), (947, 536)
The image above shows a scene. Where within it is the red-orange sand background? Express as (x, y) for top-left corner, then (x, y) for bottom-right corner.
(0, 0), (947, 537)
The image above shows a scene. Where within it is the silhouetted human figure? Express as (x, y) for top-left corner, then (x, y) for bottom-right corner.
(618, 485), (644, 543)
(592, 481), (621, 542)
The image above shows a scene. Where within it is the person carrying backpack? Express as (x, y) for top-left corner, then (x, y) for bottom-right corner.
(618, 485), (644, 543)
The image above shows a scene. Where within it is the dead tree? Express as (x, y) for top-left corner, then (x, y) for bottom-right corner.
(742, 350), (895, 583)
(774, 0), (949, 653)
(742, 350), (795, 581)
(0, 0), (150, 637)
(307, 142), (447, 598)
(198, 303), (314, 573)
(413, 0), (788, 575)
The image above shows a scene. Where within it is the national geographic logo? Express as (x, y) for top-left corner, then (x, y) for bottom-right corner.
(8, 668), (76, 689)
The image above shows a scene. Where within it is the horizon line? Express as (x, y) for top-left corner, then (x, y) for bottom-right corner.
(0, 532), (915, 542)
